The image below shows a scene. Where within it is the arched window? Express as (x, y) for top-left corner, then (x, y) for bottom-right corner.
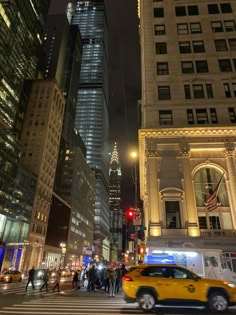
(194, 168), (229, 207)
(194, 168), (232, 232)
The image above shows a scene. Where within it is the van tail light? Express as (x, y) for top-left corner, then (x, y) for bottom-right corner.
(122, 275), (133, 281)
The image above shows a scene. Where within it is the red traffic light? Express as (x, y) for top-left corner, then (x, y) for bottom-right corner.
(126, 209), (135, 219)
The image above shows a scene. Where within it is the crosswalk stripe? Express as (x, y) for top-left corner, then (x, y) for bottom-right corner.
(0, 296), (141, 315)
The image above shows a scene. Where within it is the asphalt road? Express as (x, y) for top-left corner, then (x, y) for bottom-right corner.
(0, 281), (236, 314)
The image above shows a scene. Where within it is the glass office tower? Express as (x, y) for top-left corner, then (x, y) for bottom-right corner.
(0, 0), (50, 270)
(72, 0), (109, 255)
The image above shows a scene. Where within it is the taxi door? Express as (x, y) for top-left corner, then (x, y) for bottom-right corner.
(140, 266), (178, 301)
(170, 267), (206, 302)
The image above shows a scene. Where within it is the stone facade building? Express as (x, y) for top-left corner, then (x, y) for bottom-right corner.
(139, 0), (236, 255)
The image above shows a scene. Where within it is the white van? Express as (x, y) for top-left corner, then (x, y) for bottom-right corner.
(144, 247), (236, 282)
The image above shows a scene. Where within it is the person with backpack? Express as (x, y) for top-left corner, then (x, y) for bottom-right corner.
(40, 269), (50, 292)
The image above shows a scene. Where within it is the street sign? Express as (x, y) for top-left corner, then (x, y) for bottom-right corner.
(133, 212), (141, 225)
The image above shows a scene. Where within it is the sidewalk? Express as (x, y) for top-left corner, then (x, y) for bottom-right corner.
(61, 287), (124, 298)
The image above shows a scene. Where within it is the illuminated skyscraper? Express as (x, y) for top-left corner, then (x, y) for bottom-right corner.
(72, 0), (109, 256)
(109, 142), (122, 261)
(0, 0), (50, 270)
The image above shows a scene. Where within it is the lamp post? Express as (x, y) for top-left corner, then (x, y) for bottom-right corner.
(130, 151), (138, 265)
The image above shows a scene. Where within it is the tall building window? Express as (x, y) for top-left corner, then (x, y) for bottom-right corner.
(175, 6), (186, 16)
(158, 86), (171, 100)
(177, 23), (189, 35)
(196, 60), (209, 73)
(157, 62), (169, 75)
(198, 215), (207, 229)
(154, 7), (164, 17)
(218, 59), (232, 72)
(165, 201), (181, 229)
(224, 20), (236, 32)
(194, 168), (229, 207)
(184, 85), (191, 99)
(156, 42), (167, 54)
(224, 83), (231, 97)
(211, 21), (223, 32)
(206, 84), (214, 98)
(187, 109), (194, 124)
(215, 39), (228, 51)
(188, 5), (199, 16)
(154, 24), (165, 35)
(159, 110), (173, 125)
(228, 107), (236, 123)
(232, 83), (236, 96)
(190, 22), (202, 34)
(196, 109), (208, 124)
(220, 3), (232, 14)
(193, 40), (205, 53)
(208, 4), (220, 14)
(229, 39), (236, 51)
(193, 84), (204, 98)
(181, 61), (194, 73)
(209, 216), (221, 230)
(179, 41), (191, 53)
(210, 108), (218, 124)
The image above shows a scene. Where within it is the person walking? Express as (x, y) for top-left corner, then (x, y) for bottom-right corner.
(87, 265), (98, 291)
(25, 266), (35, 291)
(108, 267), (117, 297)
(72, 271), (79, 290)
(40, 269), (50, 292)
(52, 270), (61, 292)
(115, 267), (122, 293)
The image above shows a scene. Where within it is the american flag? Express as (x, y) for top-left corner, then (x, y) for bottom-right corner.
(205, 174), (224, 212)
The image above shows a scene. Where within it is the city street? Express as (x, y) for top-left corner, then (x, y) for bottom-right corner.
(0, 282), (236, 315)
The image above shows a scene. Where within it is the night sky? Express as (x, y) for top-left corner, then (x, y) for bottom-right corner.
(106, 0), (141, 209)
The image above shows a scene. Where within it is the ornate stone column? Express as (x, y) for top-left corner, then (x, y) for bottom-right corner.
(146, 148), (162, 237)
(224, 143), (236, 229)
(178, 144), (199, 237)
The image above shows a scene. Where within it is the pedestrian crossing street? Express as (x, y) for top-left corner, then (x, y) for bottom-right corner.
(0, 296), (142, 315)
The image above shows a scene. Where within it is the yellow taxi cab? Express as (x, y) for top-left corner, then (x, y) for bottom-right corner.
(122, 264), (236, 312)
(3, 271), (22, 283)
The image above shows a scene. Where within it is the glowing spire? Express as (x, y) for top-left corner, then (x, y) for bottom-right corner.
(110, 142), (121, 175)
(110, 142), (119, 164)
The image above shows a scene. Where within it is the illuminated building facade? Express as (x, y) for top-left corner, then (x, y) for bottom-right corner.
(20, 79), (65, 269)
(139, 0), (236, 252)
(109, 142), (122, 261)
(72, 0), (110, 256)
(0, 0), (50, 270)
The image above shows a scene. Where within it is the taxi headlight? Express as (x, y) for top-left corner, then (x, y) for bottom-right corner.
(227, 283), (236, 288)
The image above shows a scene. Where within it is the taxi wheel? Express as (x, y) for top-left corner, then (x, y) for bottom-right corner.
(208, 291), (228, 312)
(138, 290), (156, 312)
